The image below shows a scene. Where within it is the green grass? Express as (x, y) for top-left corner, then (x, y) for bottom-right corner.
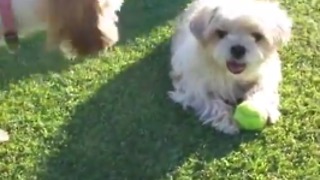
(0, 0), (320, 179)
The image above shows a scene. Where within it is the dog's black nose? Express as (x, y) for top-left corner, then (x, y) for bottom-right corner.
(230, 45), (246, 59)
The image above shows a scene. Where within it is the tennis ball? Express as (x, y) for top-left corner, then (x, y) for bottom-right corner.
(233, 101), (267, 130)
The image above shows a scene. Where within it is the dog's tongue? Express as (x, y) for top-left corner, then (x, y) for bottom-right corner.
(226, 60), (246, 74)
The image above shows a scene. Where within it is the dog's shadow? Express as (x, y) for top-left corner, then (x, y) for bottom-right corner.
(37, 40), (260, 180)
(0, 0), (190, 91)
(0, 33), (86, 91)
(117, 0), (191, 44)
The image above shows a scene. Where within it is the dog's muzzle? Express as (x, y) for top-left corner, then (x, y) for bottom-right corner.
(226, 45), (247, 74)
(226, 60), (246, 74)
(230, 45), (246, 59)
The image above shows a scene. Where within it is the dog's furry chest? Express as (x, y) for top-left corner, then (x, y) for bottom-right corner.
(205, 74), (255, 105)
(171, 63), (256, 106)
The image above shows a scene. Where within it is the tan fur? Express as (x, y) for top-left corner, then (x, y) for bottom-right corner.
(0, 0), (123, 56)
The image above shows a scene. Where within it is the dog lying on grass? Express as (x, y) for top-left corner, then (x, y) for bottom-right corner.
(169, 0), (292, 134)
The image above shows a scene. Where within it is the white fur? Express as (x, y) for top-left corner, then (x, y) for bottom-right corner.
(169, 0), (292, 134)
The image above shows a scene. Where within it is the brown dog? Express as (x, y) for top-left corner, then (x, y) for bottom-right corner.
(0, 0), (123, 56)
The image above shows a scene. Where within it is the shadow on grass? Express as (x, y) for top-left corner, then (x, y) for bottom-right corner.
(37, 40), (260, 180)
(0, 0), (190, 91)
(0, 33), (84, 91)
(117, 0), (191, 44)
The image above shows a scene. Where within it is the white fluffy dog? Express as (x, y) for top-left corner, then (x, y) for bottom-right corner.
(169, 0), (292, 134)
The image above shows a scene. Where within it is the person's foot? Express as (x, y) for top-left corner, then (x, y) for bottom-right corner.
(0, 129), (9, 142)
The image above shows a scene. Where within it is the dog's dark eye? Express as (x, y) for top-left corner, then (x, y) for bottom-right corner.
(216, 29), (228, 39)
(251, 32), (263, 42)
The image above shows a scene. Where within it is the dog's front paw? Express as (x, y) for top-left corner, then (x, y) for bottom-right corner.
(198, 100), (240, 135)
(267, 108), (281, 124)
(211, 116), (240, 135)
(213, 116), (240, 135)
(168, 90), (189, 109)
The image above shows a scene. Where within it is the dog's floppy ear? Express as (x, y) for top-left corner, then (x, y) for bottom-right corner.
(189, 7), (219, 43)
(273, 15), (292, 47)
(268, 2), (292, 47)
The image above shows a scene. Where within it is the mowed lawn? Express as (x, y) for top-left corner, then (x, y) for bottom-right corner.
(0, 0), (319, 179)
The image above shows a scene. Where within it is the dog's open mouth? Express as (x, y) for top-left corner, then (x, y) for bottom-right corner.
(226, 60), (246, 74)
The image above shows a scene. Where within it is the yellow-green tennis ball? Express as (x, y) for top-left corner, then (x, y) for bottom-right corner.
(233, 101), (267, 130)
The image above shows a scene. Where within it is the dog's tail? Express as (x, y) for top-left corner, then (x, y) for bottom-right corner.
(46, 0), (122, 56)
